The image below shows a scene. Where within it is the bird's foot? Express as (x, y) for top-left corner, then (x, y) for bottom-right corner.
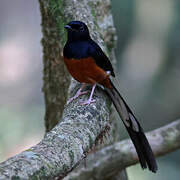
(80, 99), (96, 105)
(80, 84), (96, 105)
(67, 90), (88, 104)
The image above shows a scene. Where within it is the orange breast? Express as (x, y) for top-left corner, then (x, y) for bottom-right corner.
(64, 57), (112, 88)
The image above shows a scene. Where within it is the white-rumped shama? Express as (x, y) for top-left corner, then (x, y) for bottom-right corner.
(63, 21), (158, 172)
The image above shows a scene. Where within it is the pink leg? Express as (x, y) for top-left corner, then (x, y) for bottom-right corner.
(67, 83), (88, 104)
(81, 84), (96, 105)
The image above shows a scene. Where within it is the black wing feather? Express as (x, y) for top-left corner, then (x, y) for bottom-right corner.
(88, 39), (115, 77)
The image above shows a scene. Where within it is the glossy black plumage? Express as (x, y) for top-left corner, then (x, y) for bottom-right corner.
(63, 21), (158, 172)
(63, 21), (115, 77)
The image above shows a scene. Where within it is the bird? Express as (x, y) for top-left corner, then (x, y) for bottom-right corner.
(63, 20), (158, 172)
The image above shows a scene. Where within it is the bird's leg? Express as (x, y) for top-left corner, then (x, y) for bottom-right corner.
(67, 83), (88, 104)
(81, 84), (96, 105)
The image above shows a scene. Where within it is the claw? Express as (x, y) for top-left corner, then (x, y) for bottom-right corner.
(67, 83), (87, 104)
(67, 90), (88, 104)
(80, 84), (96, 105)
(67, 83), (97, 105)
(80, 99), (96, 105)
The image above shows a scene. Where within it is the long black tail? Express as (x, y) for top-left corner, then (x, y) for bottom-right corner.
(105, 81), (158, 172)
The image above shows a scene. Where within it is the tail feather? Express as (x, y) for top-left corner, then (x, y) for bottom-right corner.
(105, 81), (158, 172)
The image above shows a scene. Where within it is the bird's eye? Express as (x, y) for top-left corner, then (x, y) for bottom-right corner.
(79, 26), (84, 31)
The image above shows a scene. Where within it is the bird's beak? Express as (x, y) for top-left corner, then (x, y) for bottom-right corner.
(64, 25), (72, 30)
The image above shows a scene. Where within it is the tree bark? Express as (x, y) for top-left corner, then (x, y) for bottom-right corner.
(39, 0), (70, 132)
(0, 119), (179, 179)
(39, 0), (127, 179)
(64, 119), (180, 180)
(0, 86), (111, 179)
(0, 0), (179, 179)
(40, 0), (117, 132)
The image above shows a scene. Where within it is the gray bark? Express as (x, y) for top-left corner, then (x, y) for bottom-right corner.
(0, 86), (111, 179)
(39, 0), (71, 132)
(40, 0), (117, 132)
(64, 119), (180, 180)
(0, 119), (179, 179)
(39, 0), (127, 179)
(0, 0), (179, 179)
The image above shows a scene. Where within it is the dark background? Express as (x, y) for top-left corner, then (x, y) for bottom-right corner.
(0, 0), (180, 179)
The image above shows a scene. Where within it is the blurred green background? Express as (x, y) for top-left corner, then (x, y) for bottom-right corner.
(0, 0), (179, 179)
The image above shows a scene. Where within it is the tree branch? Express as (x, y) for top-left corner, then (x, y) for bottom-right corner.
(0, 118), (179, 179)
(64, 119), (180, 180)
(39, 0), (127, 178)
(39, 0), (117, 132)
(0, 87), (111, 179)
(0, 0), (121, 179)
(1, 0), (179, 179)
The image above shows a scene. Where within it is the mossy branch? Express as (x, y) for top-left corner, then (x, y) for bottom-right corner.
(2, 0), (179, 180)
(39, 0), (116, 132)
(64, 119), (180, 180)
(0, 117), (179, 179)
(0, 86), (112, 179)
(0, 0), (120, 179)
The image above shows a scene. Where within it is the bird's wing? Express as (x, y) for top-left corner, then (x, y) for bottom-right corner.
(88, 40), (115, 77)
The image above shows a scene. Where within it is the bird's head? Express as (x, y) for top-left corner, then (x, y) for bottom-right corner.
(64, 21), (90, 41)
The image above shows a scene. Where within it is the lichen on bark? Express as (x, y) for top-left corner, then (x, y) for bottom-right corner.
(0, 0), (123, 179)
(39, 0), (117, 132)
(39, 0), (71, 132)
